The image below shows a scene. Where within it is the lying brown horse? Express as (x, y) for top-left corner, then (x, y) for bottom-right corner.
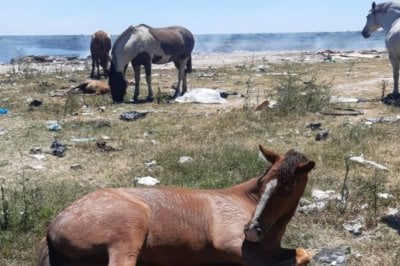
(108, 24), (195, 103)
(37, 146), (315, 266)
(90, 30), (112, 79)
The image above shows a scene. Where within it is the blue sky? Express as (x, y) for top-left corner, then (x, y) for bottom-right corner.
(0, 0), (378, 35)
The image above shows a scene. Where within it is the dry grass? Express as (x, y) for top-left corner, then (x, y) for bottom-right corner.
(0, 51), (399, 265)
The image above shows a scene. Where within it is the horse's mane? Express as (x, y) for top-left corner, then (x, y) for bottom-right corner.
(111, 24), (153, 55)
(375, 2), (400, 13)
(277, 149), (308, 185)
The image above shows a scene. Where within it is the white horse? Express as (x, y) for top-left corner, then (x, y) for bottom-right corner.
(362, 1), (400, 98)
(108, 24), (195, 103)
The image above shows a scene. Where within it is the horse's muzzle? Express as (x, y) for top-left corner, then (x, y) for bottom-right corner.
(361, 30), (371, 38)
(244, 221), (270, 242)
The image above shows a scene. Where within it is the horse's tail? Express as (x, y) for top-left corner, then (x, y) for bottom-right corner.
(36, 237), (51, 266)
(185, 56), (192, 74)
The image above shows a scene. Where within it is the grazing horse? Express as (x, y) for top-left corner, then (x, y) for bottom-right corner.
(362, 1), (400, 98)
(108, 24), (195, 103)
(90, 30), (112, 79)
(36, 146), (315, 266)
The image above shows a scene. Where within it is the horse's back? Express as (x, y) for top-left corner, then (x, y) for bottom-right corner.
(47, 188), (151, 260)
(149, 25), (194, 52)
(90, 31), (111, 55)
(45, 187), (250, 265)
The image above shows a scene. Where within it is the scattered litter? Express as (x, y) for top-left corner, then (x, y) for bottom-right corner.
(219, 91), (238, 99)
(30, 154), (45, 160)
(197, 72), (216, 78)
(0, 108), (9, 115)
(70, 137), (97, 142)
(179, 156), (193, 164)
(26, 164), (44, 170)
(266, 72), (298, 76)
(319, 107), (364, 116)
(298, 189), (339, 214)
(349, 154), (389, 171)
(100, 135), (110, 140)
(306, 122), (322, 130)
(340, 52), (380, 59)
(381, 209), (400, 233)
(0, 128), (7, 135)
(386, 207), (399, 216)
(47, 121), (61, 131)
(28, 148), (45, 160)
(343, 216), (365, 235)
(50, 140), (66, 157)
(120, 111), (148, 121)
(364, 116), (400, 125)
(96, 140), (121, 152)
(175, 88), (227, 104)
(314, 245), (351, 266)
(29, 99), (42, 107)
(376, 192), (393, 199)
(316, 131), (329, 141)
(30, 147), (43, 154)
(311, 189), (338, 201)
(254, 100), (277, 111)
(145, 160), (157, 169)
(133, 176), (160, 186)
(70, 164), (82, 170)
(252, 64), (271, 73)
(329, 96), (359, 103)
(298, 201), (326, 214)
(49, 89), (70, 97)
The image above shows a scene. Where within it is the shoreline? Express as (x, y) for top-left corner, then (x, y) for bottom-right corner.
(0, 49), (388, 75)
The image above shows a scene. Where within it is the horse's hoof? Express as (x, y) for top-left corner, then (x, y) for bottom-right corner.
(146, 97), (154, 103)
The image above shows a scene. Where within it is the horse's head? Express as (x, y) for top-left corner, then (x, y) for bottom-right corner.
(244, 146), (315, 242)
(362, 2), (380, 38)
(361, 2), (397, 38)
(108, 62), (127, 103)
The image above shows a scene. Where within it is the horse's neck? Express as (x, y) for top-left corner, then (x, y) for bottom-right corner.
(380, 9), (400, 32)
(226, 178), (261, 202)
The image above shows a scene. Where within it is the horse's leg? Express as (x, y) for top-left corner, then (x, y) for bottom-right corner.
(182, 71), (188, 95)
(107, 202), (149, 266)
(96, 60), (100, 79)
(390, 53), (400, 96)
(172, 58), (189, 98)
(101, 58), (108, 78)
(108, 244), (139, 266)
(144, 60), (154, 102)
(91, 59), (95, 78)
(132, 63), (141, 103)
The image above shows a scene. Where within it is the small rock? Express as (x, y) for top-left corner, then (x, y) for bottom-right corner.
(70, 164), (82, 170)
(133, 176), (159, 186)
(179, 156), (193, 164)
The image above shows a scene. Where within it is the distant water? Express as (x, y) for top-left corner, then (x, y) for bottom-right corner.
(0, 31), (386, 64)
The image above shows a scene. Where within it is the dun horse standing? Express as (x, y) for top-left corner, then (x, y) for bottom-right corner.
(108, 24), (194, 103)
(362, 1), (400, 98)
(36, 146), (314, 266)
(90, 30), (112, 79)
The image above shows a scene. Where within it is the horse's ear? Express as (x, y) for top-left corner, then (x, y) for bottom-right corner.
(258, 145), (280, 163)
(372, 2), (376, 13)
(296, 161), (315, 174)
